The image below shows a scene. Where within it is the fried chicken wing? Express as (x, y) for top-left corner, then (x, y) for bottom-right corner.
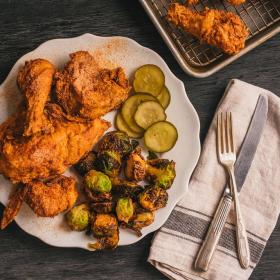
(55, 51), (130, 119)
(17, 59), (55, 136)
(167, 3), (249, 55)
(0, 175), (78, 229)
(0, 185), (28, 230)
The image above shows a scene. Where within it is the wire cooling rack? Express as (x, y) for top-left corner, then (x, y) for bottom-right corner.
(140, 0), (280, 77)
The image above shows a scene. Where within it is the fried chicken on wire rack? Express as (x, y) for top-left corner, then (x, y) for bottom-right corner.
(182, 0), (246, 8)
(167, 3), (249, 55)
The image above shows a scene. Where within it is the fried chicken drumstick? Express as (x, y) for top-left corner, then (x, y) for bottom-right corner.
(167, 3), (249, 55)
(17, 59), (55, 136)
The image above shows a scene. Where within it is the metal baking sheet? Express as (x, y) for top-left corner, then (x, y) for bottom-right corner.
(140, 0), (280, 77)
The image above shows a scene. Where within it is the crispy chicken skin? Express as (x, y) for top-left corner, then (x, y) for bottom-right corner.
(55, 51), (130, 119)
(17, 59), (56, 136)
(167, 3), (249, 55)
(0, 104), (110, 183)
(0, 176), (78, 229)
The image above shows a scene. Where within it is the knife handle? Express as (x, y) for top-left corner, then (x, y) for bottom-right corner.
(195, 194), (232, 271)
(228, 167), (251, 269)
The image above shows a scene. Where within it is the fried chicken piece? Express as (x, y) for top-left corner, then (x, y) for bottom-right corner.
(0, 175), (78, 229)
(17, 59), (55, 136)
(24, 176), (78, 217)
(55, 51), (130, 119)
(0, 55), (111, 183)
(227, 0), (246, 5)
(0, 185), (28, 230)
(0, 104), (110, 183)
(167, 3), (249, 55)
(185, 0), (199, 5)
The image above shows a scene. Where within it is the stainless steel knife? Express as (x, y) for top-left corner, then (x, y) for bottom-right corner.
(195, 94), (268, 271)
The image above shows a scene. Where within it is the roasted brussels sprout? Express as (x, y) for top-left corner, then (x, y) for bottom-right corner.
(88, 229), (119, 250)
(98, 131), (133, 157)
(129, 210), (155, 236)
(139, 186), (168, 211)
(146, 159), (176, 190)
(84, 170), (112, 194)
(91, 201), (115, 213)
(92, 213), (118, 237)
(125, 147), (146, 181)
(111, 177), (144, 198)
(85, 189), (112, 202)
(116, 197), (134, 223)
(66, 203), (90, 231)
(95, 150), (121, 177)
(74, 151), (96, 176)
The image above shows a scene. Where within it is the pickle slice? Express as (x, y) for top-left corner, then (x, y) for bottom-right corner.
(121, 93), (157, 133)
(133, 65), (165, 97)
(134, 101), (166, 130)
(144, 121), (178, 153)
(157, 86), (171, 109)
(115, 112), (143, 139)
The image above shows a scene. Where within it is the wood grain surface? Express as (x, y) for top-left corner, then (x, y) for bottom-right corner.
(0, 1), (279, 279)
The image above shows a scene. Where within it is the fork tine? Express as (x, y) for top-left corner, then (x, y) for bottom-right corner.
(229, 112), (236, 153)
(226, 112), (231, 153)
(217, 113), (222, 154)
(217, 113), (225, 154)
(221, 112), (226, 153)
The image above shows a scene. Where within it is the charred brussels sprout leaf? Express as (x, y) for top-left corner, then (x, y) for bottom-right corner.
(111, 178), (145, 199)
(147, 151), (158, 160)
(139, 186), (168, 211)
(129, 210), (155, 236)
(91, 201), (115, 213)
(85, 170), (112, 193)
(95, 150), (121, 177)
(88, 229), (119, 250)
(146, 159), (176, 189)
(74, 152), (97, 176)
(98, 131), (133, 157)
(92, 213), (118, 237)
(116, 197), (134, 223)
(66, 204), (90, 231)
(124, 147), (146, 181)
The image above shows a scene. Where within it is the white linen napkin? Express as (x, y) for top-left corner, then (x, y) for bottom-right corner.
(148, 79), (280, 280)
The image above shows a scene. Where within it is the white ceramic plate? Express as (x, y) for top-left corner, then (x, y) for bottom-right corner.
(0, 34), (200, 250)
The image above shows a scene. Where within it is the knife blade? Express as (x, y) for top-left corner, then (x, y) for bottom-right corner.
(234, 94), (268, 191)
(195, 94), (268, 271)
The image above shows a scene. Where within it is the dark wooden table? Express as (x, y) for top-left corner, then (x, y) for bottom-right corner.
(0, 1), (279, 279)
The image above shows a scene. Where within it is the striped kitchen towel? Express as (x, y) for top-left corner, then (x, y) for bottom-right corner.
(148, 79), (280, 280)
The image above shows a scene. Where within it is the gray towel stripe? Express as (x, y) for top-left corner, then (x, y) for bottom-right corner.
(175, 205), (267, 242)
(162, 210), (265, 264)
(160, 230), (255, 269)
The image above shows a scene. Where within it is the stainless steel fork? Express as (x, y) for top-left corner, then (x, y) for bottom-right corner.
(217, 112), (250, 269)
